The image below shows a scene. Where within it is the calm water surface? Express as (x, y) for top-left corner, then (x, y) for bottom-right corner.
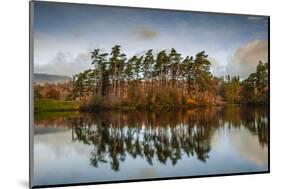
(33, 106), (268, 186)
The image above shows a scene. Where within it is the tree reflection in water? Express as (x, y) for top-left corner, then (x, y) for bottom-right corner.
(34, 106), (268, 171)
(50, 106), (267, 172)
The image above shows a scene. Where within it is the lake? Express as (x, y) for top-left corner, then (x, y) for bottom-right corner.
(32, 105), (268, 186)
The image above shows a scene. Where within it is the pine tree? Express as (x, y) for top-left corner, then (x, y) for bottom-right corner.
(109, 45), (126, 96)
(91, 49), (108, 96)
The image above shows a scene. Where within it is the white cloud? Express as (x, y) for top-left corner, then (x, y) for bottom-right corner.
(208, 56), (225, 77)
(34, 51), (92, 76)
(225, 39), (268, 78)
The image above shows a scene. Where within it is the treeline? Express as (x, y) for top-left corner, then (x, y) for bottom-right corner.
(220, 61), (268, 104)
(35, 82), (73, 100)
(35, 45), (268, 110)
(73, 45), (217, 110)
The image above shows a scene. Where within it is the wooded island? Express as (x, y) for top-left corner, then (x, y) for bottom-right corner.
(34, 45), (268, 113)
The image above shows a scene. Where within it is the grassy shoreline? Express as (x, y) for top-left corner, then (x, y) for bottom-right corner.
(35, 99), (214, 113)
(34, 99), (267, 114)
(34, 99), (80, 113)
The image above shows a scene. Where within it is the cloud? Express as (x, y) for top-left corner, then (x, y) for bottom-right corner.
(225, 39), (268, 78)
(34, 51), (92, 76)
(135, 26), (158, 40)
(208, 56), (225, 77)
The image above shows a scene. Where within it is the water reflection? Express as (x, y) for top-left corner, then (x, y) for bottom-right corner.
(34, 106), (268, 173)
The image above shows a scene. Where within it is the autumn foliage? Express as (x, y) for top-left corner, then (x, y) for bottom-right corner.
(34, 45), (268, 111)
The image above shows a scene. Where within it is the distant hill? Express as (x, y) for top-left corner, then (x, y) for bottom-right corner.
(34, 73), (71, 85)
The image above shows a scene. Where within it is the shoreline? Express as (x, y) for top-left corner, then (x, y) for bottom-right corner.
(34, 100), (268, 114)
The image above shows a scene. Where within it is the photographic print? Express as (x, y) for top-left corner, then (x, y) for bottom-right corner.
(30, 1), (269, 188)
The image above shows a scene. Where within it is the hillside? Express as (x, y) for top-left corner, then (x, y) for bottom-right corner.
(34, 73), (71, 85)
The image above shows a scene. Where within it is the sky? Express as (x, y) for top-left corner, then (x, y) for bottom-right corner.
(33, 1), (269, 78)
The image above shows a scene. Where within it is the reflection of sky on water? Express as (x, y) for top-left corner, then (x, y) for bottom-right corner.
(33, 122), (268, 186)
(229, 127), (268, 167)
(210, 127), (268, 169)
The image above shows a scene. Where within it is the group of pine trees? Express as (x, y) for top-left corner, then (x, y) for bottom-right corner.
(220, 61), (268, 104)
(34, 45), (268, 109)
(69, 45), (268, 110)
(240, 61), (269, 103)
